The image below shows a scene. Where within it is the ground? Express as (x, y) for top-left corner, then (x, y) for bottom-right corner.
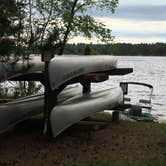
(0, 116), (166, 166)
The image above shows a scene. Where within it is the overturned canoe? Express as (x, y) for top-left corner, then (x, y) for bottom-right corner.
(48, 56), (117, 90)
(50, 87), (123, 138)
(0, 85), (81, 134)
(0, 56), (43, 82)
(0, 55), (117, 83)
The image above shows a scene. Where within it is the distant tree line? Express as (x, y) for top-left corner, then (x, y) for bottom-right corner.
(63, 43), (166, 56)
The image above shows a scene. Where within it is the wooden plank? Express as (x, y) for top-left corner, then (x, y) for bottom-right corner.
(9, 72), (43, 81)
(108, 68), (133, 75)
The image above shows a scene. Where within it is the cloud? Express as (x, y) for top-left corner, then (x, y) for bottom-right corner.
(69, 17), (166, 44)
(113, 5), (166, 21)
(96, 17), (166, 43)
(69, 36), (99, 44)
(114, 37), (166, 44)
(88, 5), (166, 21)
(119, 0), (166, 6)
(72, 0), (166, 44)
(96, 17), (166, 34)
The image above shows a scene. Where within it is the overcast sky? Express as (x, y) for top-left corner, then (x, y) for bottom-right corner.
(70, 0), (166, 44)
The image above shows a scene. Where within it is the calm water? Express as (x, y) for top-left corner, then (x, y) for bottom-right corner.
(92, 56), (166, 123)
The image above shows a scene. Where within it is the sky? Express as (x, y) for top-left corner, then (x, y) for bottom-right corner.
(70, 0), (166, 44)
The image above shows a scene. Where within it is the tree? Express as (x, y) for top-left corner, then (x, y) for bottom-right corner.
(84, 45), (91, 55)
(14, 0), (119, 55)
(0, 0), (23, 61)
(0, 0), (119, 58)
(57, 0), (119, 55)
(0, 0), (119, 97)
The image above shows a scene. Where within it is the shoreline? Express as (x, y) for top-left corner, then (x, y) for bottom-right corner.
(0, 117), (165, 166)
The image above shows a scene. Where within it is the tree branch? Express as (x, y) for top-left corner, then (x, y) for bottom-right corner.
(58, 0), (79, 55)
(40, 0), (54, 47)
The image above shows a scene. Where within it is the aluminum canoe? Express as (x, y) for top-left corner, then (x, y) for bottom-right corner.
(50, 87), (123, 138)
(0, 56), (117, 85)
(0, 85), (81, 134)
(48, 56), (117, 90)
(0, 56), (43, 81)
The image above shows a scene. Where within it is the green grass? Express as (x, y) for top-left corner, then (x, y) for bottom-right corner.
(89, 112), (112, 121)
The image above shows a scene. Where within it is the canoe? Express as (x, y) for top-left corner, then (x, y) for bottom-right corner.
(50, 87), (123, 138)
(0, 56), (43, 82)
(0, 85), (81, 134)
(0, 56), (117, 84)
(0, 56), (132, 91)
(48, 56), (117, 90)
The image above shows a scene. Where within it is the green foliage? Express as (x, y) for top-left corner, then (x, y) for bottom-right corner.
(0, 0), (119, 56)
(73, 16), (114, 43)
(0, 0), (20, 36)
(21, 0), (118, 54)
(0, 39), (15, 61)
(0, 0), (119, 96)
(0, 0), (23, 60)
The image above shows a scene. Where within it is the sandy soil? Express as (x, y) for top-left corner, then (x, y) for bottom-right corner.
(0, 117), (166, 166)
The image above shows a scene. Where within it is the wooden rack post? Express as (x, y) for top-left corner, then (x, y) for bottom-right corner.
(41, 51), (54, 137)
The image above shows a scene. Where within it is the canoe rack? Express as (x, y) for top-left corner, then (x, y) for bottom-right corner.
(1, 55), (135, 138)
(42, 69), (133, 137)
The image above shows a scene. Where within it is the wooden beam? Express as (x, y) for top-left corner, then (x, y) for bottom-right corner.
(9, 72), (43, 81)
(108, 68), (133, 75)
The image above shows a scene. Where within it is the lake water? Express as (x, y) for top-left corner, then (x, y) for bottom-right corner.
(92, 56), (166, 123)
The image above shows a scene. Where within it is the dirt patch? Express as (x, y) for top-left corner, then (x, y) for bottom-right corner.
(0, 117), (166, 166)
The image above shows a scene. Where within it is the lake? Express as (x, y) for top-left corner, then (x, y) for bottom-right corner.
(92, 56), (166, 123)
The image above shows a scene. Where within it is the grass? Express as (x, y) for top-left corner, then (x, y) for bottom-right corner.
(88, 112), (112, 121)
(65, 116), (166, 166)
(0, 114), (165, 166)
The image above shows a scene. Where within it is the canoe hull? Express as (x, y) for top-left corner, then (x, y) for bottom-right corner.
(49, 56), (117, 90)
(50, 87), (123, 138)
(0, 85), (81, 134)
